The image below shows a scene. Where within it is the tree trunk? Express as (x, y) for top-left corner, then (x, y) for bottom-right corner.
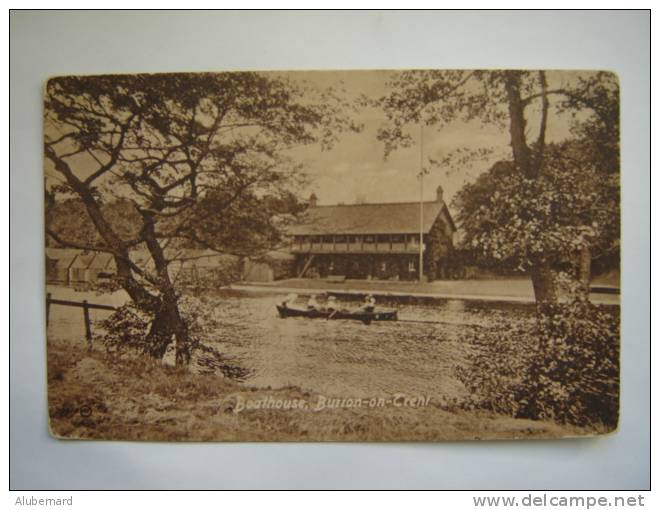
(578, 243), (592, 299)
(503, 72), (559, 307)
(146, 293), (191, 365)
(140, 213), (192, 365)
(504, 71), (535, 179)
(530, 261), (558, 307)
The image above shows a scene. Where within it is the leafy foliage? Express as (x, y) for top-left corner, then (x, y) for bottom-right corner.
(376, 70), (512, 156)
(100, 296), (250, 380)
(100, 302), (153, 356)
(558, 71), (620, 175)
(45, 197), (141, 248)
(456, 299), (619, 429)
(452, 144), (617, 271)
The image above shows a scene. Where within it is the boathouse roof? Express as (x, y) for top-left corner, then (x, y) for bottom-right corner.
(289, 200), (456, 236)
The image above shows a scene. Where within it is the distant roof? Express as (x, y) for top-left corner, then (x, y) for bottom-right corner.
(45, 248), (80, 268)
(88, 252), (116, 269)
(69, 251), (96, 269)
(288, 200), (455, 236)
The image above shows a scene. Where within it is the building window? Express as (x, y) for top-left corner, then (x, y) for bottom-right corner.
(391, 234), (404, 243)
(322, 236), (333, 243)
(380, 261), (387, 272)
(377, 235), (390, 244)
(408, 234), (419, 245)
(335, 235), (346, 243)
(408, 260), (416, 272)
(348, 235), (359, 244)
(364, 235), (375, 244)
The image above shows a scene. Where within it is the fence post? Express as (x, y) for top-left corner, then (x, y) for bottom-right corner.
(46, 292), (51, 327)
(82, 300), (92, 351)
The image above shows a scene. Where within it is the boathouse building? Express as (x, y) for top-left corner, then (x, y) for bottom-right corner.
(289, 186), (456, 281)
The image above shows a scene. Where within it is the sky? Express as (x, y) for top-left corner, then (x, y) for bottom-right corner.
(283, 70), (584, 212)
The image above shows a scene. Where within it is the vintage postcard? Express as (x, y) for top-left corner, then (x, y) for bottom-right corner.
(44, 70), (620, 441)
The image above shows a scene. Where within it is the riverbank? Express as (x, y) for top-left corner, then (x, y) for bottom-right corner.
(47, 339), (585, 441)
(232, 277), (620, 305)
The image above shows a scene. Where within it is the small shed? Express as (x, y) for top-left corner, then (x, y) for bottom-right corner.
(87, 252), (117, 282)
(68, 251), (96, 284)
(243, 250), (296, 282)
(45, 248), (81, 285)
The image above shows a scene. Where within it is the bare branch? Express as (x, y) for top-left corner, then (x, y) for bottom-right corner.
(521, 88), (566, 105)
(534, 70), (550, 174)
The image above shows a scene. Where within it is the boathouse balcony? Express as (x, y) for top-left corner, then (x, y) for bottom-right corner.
(291, 234), (425, 254)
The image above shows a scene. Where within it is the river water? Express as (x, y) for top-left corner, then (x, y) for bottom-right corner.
(46, 285), (617, 410)
(205, 290), (536, 401)
(46, 285), (534, 401)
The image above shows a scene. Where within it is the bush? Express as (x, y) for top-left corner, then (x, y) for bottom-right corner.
(100, 302), (153, 356)
(100, 296), (250, 380)
(456, 301), (619, 429)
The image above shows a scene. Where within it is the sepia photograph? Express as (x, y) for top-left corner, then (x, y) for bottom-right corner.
(43, 69), (620, 442)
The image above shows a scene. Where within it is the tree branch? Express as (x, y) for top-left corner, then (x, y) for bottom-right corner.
(534, 70), (550, 175)
(83, 112), (138, 185)
(521, 89), (566, 105)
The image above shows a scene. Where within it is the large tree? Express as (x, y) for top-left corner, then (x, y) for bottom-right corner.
(376, 70), (619, 304)
(45, 72), (351, 364)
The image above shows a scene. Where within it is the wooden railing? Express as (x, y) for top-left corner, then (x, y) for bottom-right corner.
(291, 243), (424, 254)
(46, 292), (117, 350)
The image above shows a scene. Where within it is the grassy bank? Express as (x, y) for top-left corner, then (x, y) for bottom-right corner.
(47, 339), (585, 441)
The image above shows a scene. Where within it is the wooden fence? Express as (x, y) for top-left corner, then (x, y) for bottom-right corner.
(46, 292), (117, 350)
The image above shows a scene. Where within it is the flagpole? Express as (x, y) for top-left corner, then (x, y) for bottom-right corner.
(419, 124), (424, 283)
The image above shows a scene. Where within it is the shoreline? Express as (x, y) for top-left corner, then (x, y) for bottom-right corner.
(231, 281), (620, 306)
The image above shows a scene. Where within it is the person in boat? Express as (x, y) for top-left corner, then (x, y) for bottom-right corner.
(307, 294), (319, 310)
(326, 295), (338, 311)
(325, 295), (341, 318)
(281, 293), (298, 309)
(361, 294), (376, 313)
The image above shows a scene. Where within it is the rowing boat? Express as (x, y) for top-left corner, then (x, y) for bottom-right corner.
(276, 305), (398, 323)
